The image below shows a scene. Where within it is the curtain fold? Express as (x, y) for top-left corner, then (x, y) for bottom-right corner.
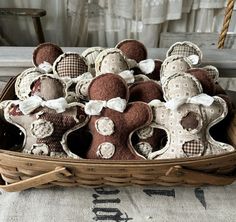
(0, 0), (235, 47)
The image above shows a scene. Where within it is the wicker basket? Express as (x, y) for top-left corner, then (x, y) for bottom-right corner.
(0, 74), (236, 192)
(1, 1), (236, 192)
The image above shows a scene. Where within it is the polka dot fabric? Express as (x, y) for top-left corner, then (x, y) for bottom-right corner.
(95, 48), (129, 75)
(162, 72), (202, 101)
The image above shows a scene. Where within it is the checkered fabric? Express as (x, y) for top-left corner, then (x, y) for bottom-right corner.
(56, 54), (88, 78)
(182, 140), (204, 157)
(169, 44), (199, 58)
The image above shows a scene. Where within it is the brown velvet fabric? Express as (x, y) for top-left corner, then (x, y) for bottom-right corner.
(116, 39), (147, 63)
(33, 42), (63, 66)
(210, 94), (234, 144)
(187, 68), (215, 95)
(129, 81), (163, 103)
(180, 112), (199, 130)
(148, 60), (162, 81)
(86, 102), (152, 160)
(129, 80), (165, 158)
(88, 73), (129, 101)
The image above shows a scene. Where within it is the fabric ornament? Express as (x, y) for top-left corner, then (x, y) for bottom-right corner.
(128, 59), (155, 74)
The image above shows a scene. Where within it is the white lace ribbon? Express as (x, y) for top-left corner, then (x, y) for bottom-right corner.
(128, 59), (155, 74)
(149, 93), (214, 110)
(19, 95), (69, 114)
(61, 72), (93, 86)
(85, 97), (127, 115)
(118, 70), (135, 84)
(165, 93), (214, 110)
(184, 55), (199, 65)
(38, 61), (53, 73)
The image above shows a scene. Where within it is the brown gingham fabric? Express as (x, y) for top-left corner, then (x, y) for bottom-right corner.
(203, 66), (219, 82)
(55, 54), (88, 78)
(37, 110), (77, 153)
(169, 44), (199, 58)
(182, 139), (204, 157)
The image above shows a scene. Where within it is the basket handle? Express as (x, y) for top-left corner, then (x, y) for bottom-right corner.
(166, 165), (236, 185)
(0, 166), (72, 192)
(0, 76), (17, 102)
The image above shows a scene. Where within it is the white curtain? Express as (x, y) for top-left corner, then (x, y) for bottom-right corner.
(0, 0), (236, 47)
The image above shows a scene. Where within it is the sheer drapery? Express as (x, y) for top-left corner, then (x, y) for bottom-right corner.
(0, 0), (235, 47)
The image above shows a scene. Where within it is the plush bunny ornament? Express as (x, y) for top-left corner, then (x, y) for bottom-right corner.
(84, 73), (153, 160)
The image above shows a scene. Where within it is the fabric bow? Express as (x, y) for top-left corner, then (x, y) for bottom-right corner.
(184, 55), (199, 65)
(19, 95), (69, 115)
(61, 72), (93, 86)
(128, 59), (155, 74)
(118, 70), (135, 84)
(149, 93), (214, 111)
(38, 61), (53, 73)
(85, 97), (127, 115)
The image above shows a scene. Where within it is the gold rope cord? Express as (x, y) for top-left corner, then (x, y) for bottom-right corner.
(218, 0), (235, 49)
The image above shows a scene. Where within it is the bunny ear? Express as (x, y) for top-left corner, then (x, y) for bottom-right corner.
(185, 55), (199, 65)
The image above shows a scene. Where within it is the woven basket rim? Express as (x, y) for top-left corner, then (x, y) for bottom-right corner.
(1, 148), (236, 166)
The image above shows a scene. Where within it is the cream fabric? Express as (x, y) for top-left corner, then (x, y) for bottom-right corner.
(38, 62), (53, 73)
(129, 59), (155, 74)
(164, 93), (214, 110)
(19, 95), (69, 114)
(149, 97), (234, 160)
(118, 70), (135, 84)
(85, 97), (127, 115)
